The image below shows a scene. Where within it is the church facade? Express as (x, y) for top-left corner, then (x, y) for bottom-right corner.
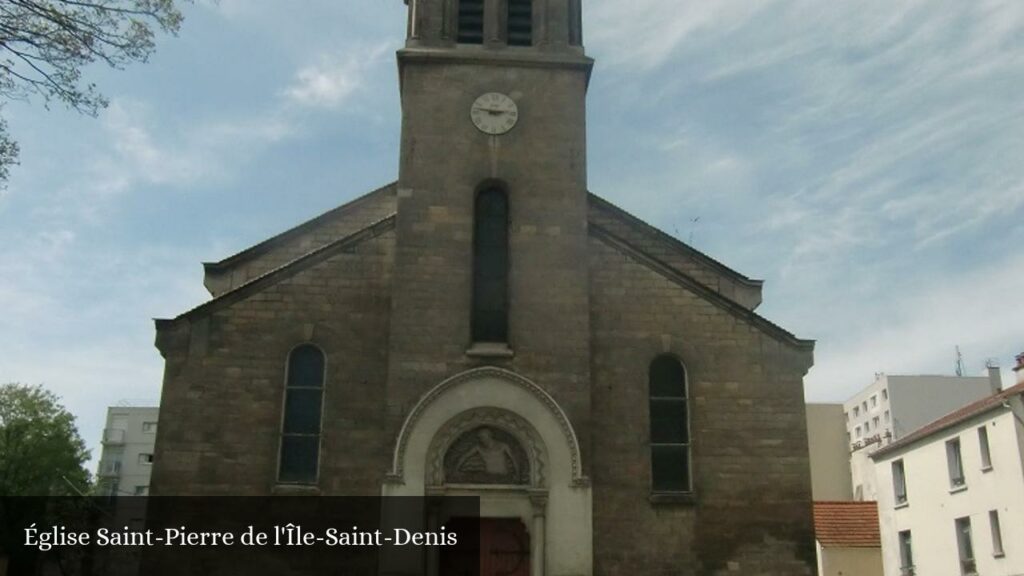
(151, 1), (817, 574)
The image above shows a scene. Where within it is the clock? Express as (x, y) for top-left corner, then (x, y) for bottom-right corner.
(470, 92), (519, 135)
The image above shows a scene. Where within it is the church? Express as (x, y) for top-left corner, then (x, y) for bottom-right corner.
(151, 0), (817, 574)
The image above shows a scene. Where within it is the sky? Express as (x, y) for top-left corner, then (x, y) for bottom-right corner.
(1, 0), (1023, 471)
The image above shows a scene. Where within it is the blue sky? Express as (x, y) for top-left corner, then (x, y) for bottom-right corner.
(1, 0), (1022, 469)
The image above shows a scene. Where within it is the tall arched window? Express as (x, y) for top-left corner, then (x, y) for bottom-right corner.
(472, 187), (509, 343)
(279, 344), (325, 483)
(649, 354), (691, 492)
(507, 0), (532, 46)
(457, 0), (484, 44)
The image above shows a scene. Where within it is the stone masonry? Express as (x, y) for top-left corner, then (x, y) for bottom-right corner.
(151, 0), (817, 573)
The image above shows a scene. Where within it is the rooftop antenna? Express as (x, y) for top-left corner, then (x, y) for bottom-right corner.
(955, 346), (965, 377)
(688, 216), (701, 245)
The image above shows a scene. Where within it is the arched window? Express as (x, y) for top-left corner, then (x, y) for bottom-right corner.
(472, 187), (509, 343)
(279, 344), (325, 483)
(649, 355), (691, 492)
(507, 0), (532, 46)
(457, 0), (484, 44)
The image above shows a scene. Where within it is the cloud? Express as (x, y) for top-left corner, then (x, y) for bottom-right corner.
(584, 0), (1024, 405)
(587, 0), (774, 70)
(802, 250), (1024, 402)
(284, 45), (390, 109)
(101, 100), (297, 189)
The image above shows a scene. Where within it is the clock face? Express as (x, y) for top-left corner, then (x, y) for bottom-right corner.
(470, 92), (519, 135)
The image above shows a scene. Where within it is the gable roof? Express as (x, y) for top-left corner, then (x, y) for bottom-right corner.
(159, 182), (809, 354)
(587, 193), (764, 311)
(156, 214), (396, 329)
(587, 193), (762, 288)
(590, 223), (813, 354)
(813, 501), (881, 548)
(871, 381), (1024, 460)
(203, 182), (396, 274)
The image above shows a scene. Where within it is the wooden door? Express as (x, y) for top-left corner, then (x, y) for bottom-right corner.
(439, 518), (530, 576)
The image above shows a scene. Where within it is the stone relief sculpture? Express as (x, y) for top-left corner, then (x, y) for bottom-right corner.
(444, 426), (530, 485)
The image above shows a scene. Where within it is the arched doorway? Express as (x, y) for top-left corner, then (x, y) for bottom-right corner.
(382, 367), (592, 576)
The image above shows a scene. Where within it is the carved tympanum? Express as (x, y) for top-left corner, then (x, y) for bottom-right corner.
(444, 426), (530, 485)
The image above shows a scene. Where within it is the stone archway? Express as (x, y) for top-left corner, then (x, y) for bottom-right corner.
(382, 367), (592, 576)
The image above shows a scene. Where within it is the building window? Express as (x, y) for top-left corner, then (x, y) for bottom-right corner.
(955, 517), (976, 575)
(946, 438), (966, 489)
(142, 421), (157, 433)
(882, 389), (888, 401)
(898, 530), (914, 575)
(279, 344), (325, 484)
(133, 485), (148, 496)
(892, 459), (908, 505)
(977, 426), (992, 470)
(457, 0), (484, 44)
(871, 395), (877, 408)
(862, 400), (867, 412)
(649, 355), (690, 492)
(507, 0), (532, 46)
(989, 510), (1004, 557)
(471, 187), (509, 343)
(138, 453), (153, 465)
(855, 425), (862, 438)
(873, 416), (880, 430)
(884, 410), (890, 424)
(853, 406), (860, 417)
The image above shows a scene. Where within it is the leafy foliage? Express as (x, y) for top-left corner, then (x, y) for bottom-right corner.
(0, 0), (187, 185)
(0, 383), (91, 495)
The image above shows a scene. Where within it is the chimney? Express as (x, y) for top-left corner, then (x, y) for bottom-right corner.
(1014, 352), (1024, 386)
(986, 360), (1002, 394)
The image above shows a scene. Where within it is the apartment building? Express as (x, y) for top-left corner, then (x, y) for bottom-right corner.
(95, 406), (159, 496)
(845, 372), (1000, 500)
(871, 362), (1024, 576)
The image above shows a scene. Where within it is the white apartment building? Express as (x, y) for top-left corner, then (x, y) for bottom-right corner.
(845, 371), (1000, 501)
(96, 406), (159, 496)
(871, 369), (1024, 576)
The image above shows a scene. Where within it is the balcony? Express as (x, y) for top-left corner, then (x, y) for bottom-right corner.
(102, 428), (126, 445)
(98, 460), (122, 478)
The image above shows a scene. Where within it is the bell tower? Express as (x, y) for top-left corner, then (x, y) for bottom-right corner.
(402, 0), (583, 49)
(387, 0), (595, 469)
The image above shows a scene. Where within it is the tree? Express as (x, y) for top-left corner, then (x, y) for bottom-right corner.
(0, 0), (188, 185)
(0, 383), (90, 496)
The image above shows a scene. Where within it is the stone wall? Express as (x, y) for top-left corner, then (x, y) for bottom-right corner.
(152, 229), (395, 495)
(203, 184), (397, 296)
(588, 235), (815, 575)
(385, 55), (595, 473)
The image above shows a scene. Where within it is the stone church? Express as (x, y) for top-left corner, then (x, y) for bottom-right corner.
(151, 0), (817, 574)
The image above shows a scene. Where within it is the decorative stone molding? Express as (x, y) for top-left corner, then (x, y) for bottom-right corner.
(387, 367), (585, 485)
(427, 408), (546, 487)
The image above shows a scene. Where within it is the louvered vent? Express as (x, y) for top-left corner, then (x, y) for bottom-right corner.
(507, 0), (532, 46)
(457, 0), (484, 44)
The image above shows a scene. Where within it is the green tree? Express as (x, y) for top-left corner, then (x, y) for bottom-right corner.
(0, 383), (90, 495)
(0, 0), (188, 185)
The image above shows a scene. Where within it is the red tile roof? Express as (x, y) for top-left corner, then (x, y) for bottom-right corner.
(871, 381), (1024, 460)
(813, 501), (881, 548)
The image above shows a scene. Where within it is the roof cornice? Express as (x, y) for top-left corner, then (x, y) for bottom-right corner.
(157, 214), (396, 330)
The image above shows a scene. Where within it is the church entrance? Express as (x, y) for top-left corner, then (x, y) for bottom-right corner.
(440, 518), (530, 576)
(383, 368), (593, 575)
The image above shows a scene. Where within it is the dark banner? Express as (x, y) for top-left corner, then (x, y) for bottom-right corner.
(0, 496), (481, 576)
